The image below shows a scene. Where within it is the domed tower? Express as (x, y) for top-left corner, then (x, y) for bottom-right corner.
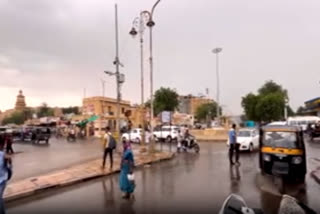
(15, 90), (27, 111)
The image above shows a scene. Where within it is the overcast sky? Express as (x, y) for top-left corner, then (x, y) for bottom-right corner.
(1, 0), (320, 115)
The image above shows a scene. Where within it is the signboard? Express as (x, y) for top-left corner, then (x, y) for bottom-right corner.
(161, 111), (172, 123)
(87, 115), (99, 122)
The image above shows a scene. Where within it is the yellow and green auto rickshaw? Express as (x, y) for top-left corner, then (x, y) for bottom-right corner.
(259, 125), (307, 182)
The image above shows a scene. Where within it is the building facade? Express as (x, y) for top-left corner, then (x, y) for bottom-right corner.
(15, 90), (27, 111)
(82, 97), (146, 136)
(305, 97), (320, 116)
(178, 95), (214, 116)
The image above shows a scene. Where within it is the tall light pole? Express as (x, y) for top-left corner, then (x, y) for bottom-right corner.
(129, 15), (147, 146)
(100, 79), (106, 136)
(130, 0), (161, 152)
(212, 47), (222, 125)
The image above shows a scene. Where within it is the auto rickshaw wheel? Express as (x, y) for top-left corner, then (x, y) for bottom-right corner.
(296, 175), (306, 184)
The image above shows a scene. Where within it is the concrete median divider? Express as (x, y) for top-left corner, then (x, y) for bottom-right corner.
(190, 128), (228, 142)
(4, 150), (174, 202)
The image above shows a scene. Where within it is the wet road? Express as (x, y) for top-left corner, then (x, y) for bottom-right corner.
(7, 141), (320, 214)
(11, 137), (102, 181)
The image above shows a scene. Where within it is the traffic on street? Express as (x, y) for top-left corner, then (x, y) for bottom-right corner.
(1, 0), (320, 213)
(5, 140), (320, 214)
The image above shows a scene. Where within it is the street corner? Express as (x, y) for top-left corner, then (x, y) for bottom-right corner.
(311, 167), (320, 184)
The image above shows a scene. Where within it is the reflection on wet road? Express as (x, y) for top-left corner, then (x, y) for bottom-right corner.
(7, 141), (320, 214)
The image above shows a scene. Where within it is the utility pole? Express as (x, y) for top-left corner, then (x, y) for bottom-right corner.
(114, 4), (122, 147)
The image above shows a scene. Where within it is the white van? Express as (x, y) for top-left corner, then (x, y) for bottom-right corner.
(287, 116), (320, 131)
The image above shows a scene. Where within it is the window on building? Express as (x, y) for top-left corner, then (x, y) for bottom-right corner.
(108, 106), (113, 114)
(122, 107), (125, 114)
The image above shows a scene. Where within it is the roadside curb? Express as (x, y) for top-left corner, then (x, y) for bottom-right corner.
(311, 167), (320, 184)
(4, 152), (174, 202)
(197, 139), (227, 143)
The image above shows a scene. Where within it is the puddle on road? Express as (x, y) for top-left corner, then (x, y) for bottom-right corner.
(256, 173), (307, 201)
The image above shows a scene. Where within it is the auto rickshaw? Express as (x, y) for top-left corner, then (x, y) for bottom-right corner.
(259, 125), (306, 182)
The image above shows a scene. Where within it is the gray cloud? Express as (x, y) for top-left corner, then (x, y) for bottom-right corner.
(1, 0), (320, 114)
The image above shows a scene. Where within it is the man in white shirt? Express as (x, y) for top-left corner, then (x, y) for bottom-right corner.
(102, 127), (114, 169)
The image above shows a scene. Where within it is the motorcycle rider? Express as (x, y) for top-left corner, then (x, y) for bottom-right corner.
(184, 129), (191, 148)
(68, 127), (76, 141)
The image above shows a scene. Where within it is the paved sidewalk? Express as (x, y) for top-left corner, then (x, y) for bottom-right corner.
(4, 149), (174, 202)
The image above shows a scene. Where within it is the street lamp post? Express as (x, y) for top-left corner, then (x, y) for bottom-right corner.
(100, 79), (106, 136)
(130, 0), (161, 152)
(129, 15), (147, 147)
(212, 47), (222, 125)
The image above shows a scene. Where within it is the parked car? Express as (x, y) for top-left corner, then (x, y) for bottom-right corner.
(153, 126), (179, 142)
(122, 128), (143, 143)
(227, 128), (259, 152)
(0, 126), (8, 135)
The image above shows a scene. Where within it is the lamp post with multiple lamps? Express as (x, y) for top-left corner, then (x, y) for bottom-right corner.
(212, 47), (222, 125)
(129, 15), (148, 147)
(129, 0), (161, 152)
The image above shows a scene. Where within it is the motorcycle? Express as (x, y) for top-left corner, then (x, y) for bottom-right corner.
(178, 135), (200, 153)
(67, 133), (76, 142)
(219, 194), (316, 214)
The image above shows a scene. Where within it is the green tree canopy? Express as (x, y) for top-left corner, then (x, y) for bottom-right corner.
(38, 102), (54, 118)
(62, 106), (79, 115)
(195, 102), (220, 122)
(258, 80), (288, 99)
(2, 111), (25, 125)
(255, 93), (285, 122)
(296, 106), (306, 115)
(241, 80), (292, 122)
(153, 87), (179, 116)
(241, 93), (260, 121)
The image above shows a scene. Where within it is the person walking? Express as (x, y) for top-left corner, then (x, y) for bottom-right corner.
(4, 132), (14, 154)
(145, 128), (150, 144)
(229, 124), (240, 165)
(119, 140), (135, 199)
(102, 127), (116, 170)
(177, 129), (183, 152)
(0, 134), (12, 214)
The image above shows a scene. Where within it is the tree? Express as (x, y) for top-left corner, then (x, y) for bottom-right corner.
(296, 106), (305, 115)
(241, 93), (260, 121)
(258, 80), (288, 99)
(255, 93), (285, 122)
(287, 106), (295, 117)
(22, 108), (34, 121)
(241, 80), (292, 122)
(2, 111), (25, 125)
(38, 103), (54, 118)
(153, 87), (179, 116)
(195, 102), (220, 122)
(62, 106), (79, 115)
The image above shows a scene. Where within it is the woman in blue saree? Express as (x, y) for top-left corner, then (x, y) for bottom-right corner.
(119, 140), (135, 199)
